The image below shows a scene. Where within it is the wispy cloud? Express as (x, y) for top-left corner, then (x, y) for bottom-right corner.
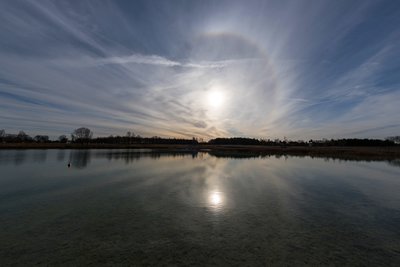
(99, 54), (181, 67)
(1, 0), (400, 139)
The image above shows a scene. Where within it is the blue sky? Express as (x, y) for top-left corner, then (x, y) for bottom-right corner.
(1, 0), (399, 140)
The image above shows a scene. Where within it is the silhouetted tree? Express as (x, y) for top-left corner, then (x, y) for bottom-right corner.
(17, 131), (31, 142)
(0, 129), (5, 142)
(209, 137), (263, 145)
(126, 131), (136, 144)
(34, 135), (49, 143)
(58, 135), (68, 143)
(126, 131), (135, 137)
(387, 136), (400, 144)
(71, 127), (93, 143)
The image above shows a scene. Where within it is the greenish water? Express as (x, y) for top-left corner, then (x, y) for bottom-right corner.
(0, 149), (399, 266)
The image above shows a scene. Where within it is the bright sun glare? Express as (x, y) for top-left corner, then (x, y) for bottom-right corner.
(209, 191), (223, 207)
(207, 90), (225, 108)
(210, 192), (222, 205)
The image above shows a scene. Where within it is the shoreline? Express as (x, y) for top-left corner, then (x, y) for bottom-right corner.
(1, 143), (400, 159)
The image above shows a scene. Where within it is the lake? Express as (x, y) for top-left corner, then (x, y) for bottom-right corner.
(0, 149), (400, 266)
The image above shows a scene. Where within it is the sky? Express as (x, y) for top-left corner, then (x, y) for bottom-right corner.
(1, 0), (400, 140)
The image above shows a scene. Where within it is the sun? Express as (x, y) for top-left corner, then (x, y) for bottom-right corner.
(207, 90), (225, 108)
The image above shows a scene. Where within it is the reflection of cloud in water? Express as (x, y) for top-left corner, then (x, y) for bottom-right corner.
(1, 149), (400, 266)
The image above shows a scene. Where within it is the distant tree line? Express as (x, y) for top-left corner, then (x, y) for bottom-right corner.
(94, 135), (197, 145)
(308, 138), (395, 147)
(0, 128), (198, 145)
(0, 128), (399, 147)
(0, 130), (50, 143)
(209, 137), (397, 147)
(208, 137), (302, 146)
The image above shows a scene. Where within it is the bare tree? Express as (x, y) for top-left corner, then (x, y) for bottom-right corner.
(0, 129), (5, 142)
(34, 135), (49, 143)
(126, 131), (135, 144)
(17, 130), (31, 142)
(387, 136), (400, 144)
(58, 135), (68, 143)
(71, 127), (93, 143)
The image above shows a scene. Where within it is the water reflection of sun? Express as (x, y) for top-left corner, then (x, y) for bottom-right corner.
(208, 191), (224, 210)
(210, 192), (222, 205)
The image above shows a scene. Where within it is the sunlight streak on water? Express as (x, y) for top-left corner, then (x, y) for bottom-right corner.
(208, 191), (224, 210)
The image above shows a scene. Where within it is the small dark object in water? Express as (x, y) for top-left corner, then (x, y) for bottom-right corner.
(68, 163), (71, 168)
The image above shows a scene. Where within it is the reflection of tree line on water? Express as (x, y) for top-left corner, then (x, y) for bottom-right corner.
(388, 159), (400, 167)
(207, 150), (400, 161)
(1, 149), (400, 169)
(0, 150), (200, 168)
(68, 150), (200, 168)
(0, 150), (48, 165)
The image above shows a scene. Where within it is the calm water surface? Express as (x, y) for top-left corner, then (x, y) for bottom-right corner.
(0, 149), (400, 266)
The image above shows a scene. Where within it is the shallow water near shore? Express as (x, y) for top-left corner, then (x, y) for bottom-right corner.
(1, 149), (400, 266)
